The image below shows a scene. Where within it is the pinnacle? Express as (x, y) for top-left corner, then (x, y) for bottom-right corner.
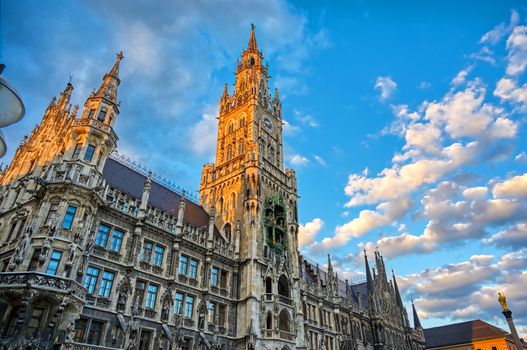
(247, 23), (258, 51)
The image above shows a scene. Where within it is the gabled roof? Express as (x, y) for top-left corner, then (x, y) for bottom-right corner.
(102, 157), (210, 229)
(424, 320), (509, 348)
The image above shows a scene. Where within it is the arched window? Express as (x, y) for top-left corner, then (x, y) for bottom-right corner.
(278, 310), (291, 332)
(226, 145), (233, 161)
(278, 275), (290, 298)
(266, 312), (273, 329)
(238, 140), (245, 155)
(228, 122), (234, 134)
(239, 117), (246, 128)
(218, 197), (224, 213)
(223, 223), (232, 242)
(265, 276), (272, 294)
(250, 57), (255, 65)
(268, 146), (274, 164)
(229, 192), (236, 211)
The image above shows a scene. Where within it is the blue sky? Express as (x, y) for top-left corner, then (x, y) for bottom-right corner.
(2, 0), (527, 335)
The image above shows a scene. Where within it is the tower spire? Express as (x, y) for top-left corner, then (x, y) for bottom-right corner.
(247, 23), (258, 51)
(392, 269), (404, 308)
(412, 300), (422, 329)
(93, 51), (124, 104)
(364, 249), (373, 292)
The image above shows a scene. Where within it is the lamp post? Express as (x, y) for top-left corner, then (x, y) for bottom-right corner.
(498, 292), (524, 350)
(0, 64), (26, 158)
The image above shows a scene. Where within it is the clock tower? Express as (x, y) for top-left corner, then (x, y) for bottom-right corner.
(199, 25), (305, 349)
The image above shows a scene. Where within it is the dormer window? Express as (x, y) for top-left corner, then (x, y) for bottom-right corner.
(97, 109), (107, 122)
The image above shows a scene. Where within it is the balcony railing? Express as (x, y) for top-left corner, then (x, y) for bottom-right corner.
(0, 272), (86, 301)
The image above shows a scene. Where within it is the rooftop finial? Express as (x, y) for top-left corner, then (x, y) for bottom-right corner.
(247, 23), (258, 51)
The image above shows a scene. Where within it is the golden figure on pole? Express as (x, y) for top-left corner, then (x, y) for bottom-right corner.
(498, 292), (510, 311)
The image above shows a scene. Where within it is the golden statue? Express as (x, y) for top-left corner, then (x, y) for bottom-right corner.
(498, 292), (509, 311)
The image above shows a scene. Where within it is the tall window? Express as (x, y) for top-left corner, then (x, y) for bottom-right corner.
(136, 280), (146, 306)
(72, 143), (82, 158)
(84, 266), (100, 294)
(109, 229), (124, 252)
(98, 271), (115, 298)
(208, 302), (216, 324)
(141, 241), (153, 262)
(45, 204), (59, 226)
(97, 110), (107, 122)
(211, 267), (219, 287)
(15, 219), (26, 240)
(27, 305), (47, 336)
(62, 205), (77, 230)
(145, 284), (158, 309)
(84, 145), (96, 161)
(226, 145), (233, 161)
(174, 292), (184, 315)
(189, 259), (198, 279)
(153, 245), (165, 266)
(95, 224), (110, 247)
(178, 255), (188, 275)
(185, 295), (194, 318)
(46, 250), (62, 275)
(86, 320), (104, 345)
(88, 109), (95, 119)
(220, 270), (228, 289)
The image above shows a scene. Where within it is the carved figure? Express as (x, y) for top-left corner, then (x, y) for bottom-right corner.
(498, 292), (509, 311)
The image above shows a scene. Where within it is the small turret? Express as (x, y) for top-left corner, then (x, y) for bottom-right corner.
(364, 250), (373, 293)
(412, 300), (422, 330)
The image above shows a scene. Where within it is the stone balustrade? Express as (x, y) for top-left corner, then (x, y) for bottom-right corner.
(0, 272), (86, 301)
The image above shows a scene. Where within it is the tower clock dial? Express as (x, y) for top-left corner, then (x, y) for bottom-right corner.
(263, 116), (273, 132)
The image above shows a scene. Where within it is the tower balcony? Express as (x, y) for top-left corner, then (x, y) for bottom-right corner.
(71, 118), (118, 143)
(0, 271), (86, 302)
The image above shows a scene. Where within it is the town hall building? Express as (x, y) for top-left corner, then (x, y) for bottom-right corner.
(0, 26), (425, 350)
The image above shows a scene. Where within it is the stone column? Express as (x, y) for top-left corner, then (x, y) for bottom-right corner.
(498, 292), (524, 350)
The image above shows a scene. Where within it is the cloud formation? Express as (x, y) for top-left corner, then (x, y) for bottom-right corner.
(375, 76), (397, 100)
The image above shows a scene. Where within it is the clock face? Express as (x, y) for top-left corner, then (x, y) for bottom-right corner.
(263, 116), (273, 131)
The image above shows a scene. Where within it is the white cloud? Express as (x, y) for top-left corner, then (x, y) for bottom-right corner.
(299, 218), (324, 247)
(484, 223), (527, 248)
(282, 119), (300, 134)
(515, 152), (527, 162)
(189, 105), (219, 158)
(480, 10), (519, 45)
(375, 76), (397, 100)
(418, 81), (432, 89)
(289, 154), (310, 166)
(294, 110), (319, 127)
(451, 66), (473, 86)
(506, 25), (527, 76)
(492, 173), (527, 198)
(494, 78), (527, 110)
(313, 154), (327, 166)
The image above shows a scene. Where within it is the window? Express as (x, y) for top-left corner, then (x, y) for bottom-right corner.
(141, 241), (153, 262)
(218, 304), (226, 326)
(189, 259), (198, 279)
(98, 271), (115, 298)
(136, 280), (146, 306)
(211, 267), (219, 287)
(185, 295), (194, 318)
(145, 284), (158, 309)
(5, 222), (17, 242)
(62, 205), (77, 230)
(226, 145), (233, 161)
(220, 270), (228, 289)
(139, 329), (153, 350)
(72, 143), (82, 158)
(84, 266), (100, 294)
(95, 224), (110, 247)
(208, 302), (216, 323)
(97, 109), (107, 121)
(28, 248), (41, 271)
(84, 145), (96, 161)
(174, 292), (184, 315)
(109, 229), (124, 252)
(179, 255), (188, 275)
(88, 109), (95, 119)
(15, 219), (26, 240)
(46, 250), (62, 275)
(74, 318), (88, 343)
(27, 305), (46, 336)
(153, 245), (165, 266)
(45, 204), (59, 226)
(86, 320), (104, 345)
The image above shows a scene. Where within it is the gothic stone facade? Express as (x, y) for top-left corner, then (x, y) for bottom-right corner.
(0, 27), (426, 350)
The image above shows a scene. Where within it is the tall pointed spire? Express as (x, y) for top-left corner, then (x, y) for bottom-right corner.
(327, 254), (333, 272)
(412, 300), (422, 329)
(93, 51), (124, 104)
(392, 270), (404, 308)
(364, 250), (373, 292)
(247, 23), (258, 51)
